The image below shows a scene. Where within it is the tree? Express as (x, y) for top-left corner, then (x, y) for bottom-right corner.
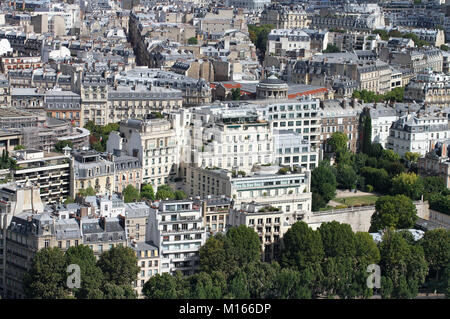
(242, 261), (279, 298)
(143, 273), (183, 299)
(311, 162), (337, 210)
(225, 225), (261, 267)
(270, 268), (312, 299)
(441, 44), (449, 51)
(174, 190), (187, 200)
(140, 183), (155, 201)
(186, 271), (225, 299)
(64, 196), (75, 205)
(390, 172), (424, 200)
(419, 229), (450, 281)
(360, 166), (390, 192)
(199, 233), (235, 274)
(65, 245), (104, 299)
(405, 152), (420, 164)
(227, 270), (250, 299)
(13, 145), (25, 150)
(381, 149), (400, 162)
(379, 230), (428, 299)
(248, 24), (275, 59)
(23, 247), (69, 299)
(361, 115), (372, 155)
(318, 221), (356, 258)
(187, 37), (198, 45)
(122, 185), (140, 203)
(78, 186), (96, 197)
(323, 44), (340, 53)
(328, 132), (348, 153)
(97, 246), (140, 286)
(102, 283), (137, 299)
(336, 164), (357, 190)
(370, 195), (418, 232)
(421, 176), (446, 200)
(155, 184), (176, 200)
(55, 140), (73, 153)
(231, 88), (241, 100)
(355, 232), (380, 265)
(281, 222), (324, 271)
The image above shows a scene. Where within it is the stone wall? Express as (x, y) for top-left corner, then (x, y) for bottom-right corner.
(304, 200), (428, 232)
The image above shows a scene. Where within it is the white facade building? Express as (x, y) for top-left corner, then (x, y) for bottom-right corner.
(148, 200), (207, 276)
(387, 113), (450, 157)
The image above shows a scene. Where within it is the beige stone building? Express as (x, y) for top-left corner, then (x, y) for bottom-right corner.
(107, 118), (179, 188)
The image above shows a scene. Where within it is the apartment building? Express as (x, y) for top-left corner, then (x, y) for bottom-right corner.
(228, 202), (302, 262)
(265, 97), (322, 150)
(11, 149), (71, 204)
(79, 72), (108, 127)
(266, 29), (311, 57)
(387, 112), (450, 157)
(418, 143), (450, 188)
(194, 195), (233, 235)
(148, 200), (207, 276)
(185, 165), (312, 214)
(132, 241), (159, 297)
(107, 118), (178, 187)
(404, 70), (450, 106)
(44, 89), (81, 127)
(72, 150), (115, 196)
(261, 4), (310, 29)
(273, 130), (319, 170)
(363, 105), (399, 148)
(320, 99), (364, 153)
(107, 85), (183, 124)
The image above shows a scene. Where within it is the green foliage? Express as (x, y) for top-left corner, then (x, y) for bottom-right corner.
(390, 172), (424, 200)
(226, 225), (261, 267)
(140, 183), (155, 201)
(0, 150), (19, 170)
(143, 272), (184, 299)
(65, 245), (104, 299)
(370, 195), (418, 232)
(155, 184), (176, 200)
(63, 196), (75, 205)
(361, 116), (372, 155)
(97, 246), (140, 286)
(429, 193), (450, 215)
(419, 229), (450, 280)
(78, 186), (96, 197)
(231, 88), (241, 100)
(122, 185), (140, 203)
(187, 37), (198, 45)
(54, 140), (73, 153)
(318, 221), (356, 258)
(13, 145), (25, 150)
(311, 161), (337, 211)
(379, 230), (428, 299)
(328, 132), (348, 153)
(441, 44), (449, 51)
(323, 43), (340, 53)
(404, 151), (420, 163)
(336, 164), (357, 190)
(355, 232), (381, 265)
(281, 222), (325, 271)
(84, 121), (119, 152)
(174, 190), (187, 200)
(373, 29), (389, 41)
(353, 88), (404, 104)
(23, 247), (70, 299)
(360, 166), (390, 192)
(248, 24), (275, 57)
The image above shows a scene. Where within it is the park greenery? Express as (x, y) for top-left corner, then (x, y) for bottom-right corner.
(311, 130), (450, 232)
(141, 222), (449, 299)
(54, 141), (74, 153)
(323, 44), (340, 53)
(248, 24), (275, 60)
(352, 87), (404, 103)
(23, 246), (139, 299)
(373, 29), (429, 47)
(84, 121), (120, 152)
